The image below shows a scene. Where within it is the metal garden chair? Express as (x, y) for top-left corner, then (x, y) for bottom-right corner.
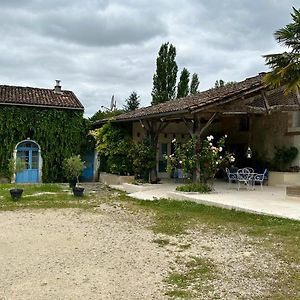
(252, 169), (268, 190)
(225, 167), (237, 186)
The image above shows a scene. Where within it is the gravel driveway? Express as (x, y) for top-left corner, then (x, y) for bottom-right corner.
(0, 206), (170, 300)
(0, 202), (295, 299)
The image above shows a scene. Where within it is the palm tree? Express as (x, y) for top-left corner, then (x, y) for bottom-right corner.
(263, 7), (300, 94)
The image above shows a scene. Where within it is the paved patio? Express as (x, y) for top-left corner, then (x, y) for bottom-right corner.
(112, 180), (300, 221)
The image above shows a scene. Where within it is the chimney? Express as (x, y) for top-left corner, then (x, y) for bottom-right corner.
(54, 80), (62, 93)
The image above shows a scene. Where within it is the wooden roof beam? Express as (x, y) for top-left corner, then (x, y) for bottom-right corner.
(261, 91), (271, 114)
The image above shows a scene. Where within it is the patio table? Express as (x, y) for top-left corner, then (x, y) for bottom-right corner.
(237, 168), (256, 190)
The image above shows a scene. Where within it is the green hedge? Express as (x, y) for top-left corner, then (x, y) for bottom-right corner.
(0, 106), (86, 182)
(176, 183), (212, 193)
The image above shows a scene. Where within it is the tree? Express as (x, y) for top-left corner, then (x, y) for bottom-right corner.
(263, 7), (300, 94)
(214, 79), (236, 89)
(123, 91), (140, 111)
(89, 109), (123, 123)
(190, 73), (200, 94)
(224, 81), (237, 87)
(151, 42), (178, 105)
(177, 68), (190, 98)
(214, 79), (225, 88)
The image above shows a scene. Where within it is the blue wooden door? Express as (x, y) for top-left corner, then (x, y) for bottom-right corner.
(16, 143), (39, 183)
(81, 152), (94, 182)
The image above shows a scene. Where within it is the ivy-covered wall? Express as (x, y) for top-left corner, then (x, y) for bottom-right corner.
(0, 105), (85, 182)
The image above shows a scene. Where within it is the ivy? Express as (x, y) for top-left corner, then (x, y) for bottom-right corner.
(90, 122), (133, 175)
(0, 106), (86, 182)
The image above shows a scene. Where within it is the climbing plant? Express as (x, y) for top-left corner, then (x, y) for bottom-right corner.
(90, 122), (133, 175)
(0, 106), (86, 182)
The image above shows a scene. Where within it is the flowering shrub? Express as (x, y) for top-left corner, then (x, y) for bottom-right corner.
(165, 135), (235, 184)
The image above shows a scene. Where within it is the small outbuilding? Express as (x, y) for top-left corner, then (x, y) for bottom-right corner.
(0, 81), (85, 183)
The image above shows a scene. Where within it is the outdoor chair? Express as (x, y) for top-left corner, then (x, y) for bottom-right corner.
(174, 168), (184, 183)
(252, 169), (268, 190)
(225, 167), (237, 185)
(245, 167), (254, 173)
(237, 168), (254, 190)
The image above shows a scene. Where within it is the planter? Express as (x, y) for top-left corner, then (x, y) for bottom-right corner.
(9, 188), (23, 201)
(72, 187), (84, 197)
(268, 171), (300, 186)
(99, 172), (134, 185)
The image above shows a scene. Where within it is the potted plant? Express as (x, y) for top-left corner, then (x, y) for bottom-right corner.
(7, 157), (27, 201)
(63, 155), (85, 196)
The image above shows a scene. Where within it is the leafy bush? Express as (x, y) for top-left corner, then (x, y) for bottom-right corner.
(6, 157), (27, 182)
(130, 139), (156, 180)
(272, 146), (298, 171)
(176, 183), (212, 193)
(63, 155), (85, 184)
(90, 122), (133, 175)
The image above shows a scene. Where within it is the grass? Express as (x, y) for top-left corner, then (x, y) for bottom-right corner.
(0, 183), (112, 210)
(123, 198), (300, 298)
(165, 256), (216, 298)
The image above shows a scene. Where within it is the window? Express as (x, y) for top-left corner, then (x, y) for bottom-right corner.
(292, 111), (300, 127)
(239, 115), (249, 131)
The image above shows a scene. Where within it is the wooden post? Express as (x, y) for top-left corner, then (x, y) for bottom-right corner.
(192, 113), (218, 183)
(145, 119), (168, 183)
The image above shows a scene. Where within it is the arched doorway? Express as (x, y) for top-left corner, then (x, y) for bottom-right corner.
(14, 140), (42, 183)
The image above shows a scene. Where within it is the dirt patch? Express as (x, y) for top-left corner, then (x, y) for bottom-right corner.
(0, 207), (171, 300)
(157, 226), (286, 299)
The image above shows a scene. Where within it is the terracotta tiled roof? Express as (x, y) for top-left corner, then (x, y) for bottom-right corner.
(0, 85), (84, 110)
(113, 73), (266, 121)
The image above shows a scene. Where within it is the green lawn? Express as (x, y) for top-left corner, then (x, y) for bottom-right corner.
(132, 198), (300, 298)
(0, 183), (110, 210)
(0, 184), (299, 299)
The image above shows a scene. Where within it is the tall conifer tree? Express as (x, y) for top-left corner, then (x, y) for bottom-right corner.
(177, 68), (190, 98)
(151, 43), (178, 105)
(123, 91), (140, 111)
(190, 73), (200, 94)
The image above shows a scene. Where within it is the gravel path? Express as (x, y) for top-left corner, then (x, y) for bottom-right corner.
(0, 203), (295, 299)
(0, 206), (170, 300)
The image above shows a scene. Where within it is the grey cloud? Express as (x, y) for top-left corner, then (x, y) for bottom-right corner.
(0, 0), (299, 117)
(0, 2), (167, 47)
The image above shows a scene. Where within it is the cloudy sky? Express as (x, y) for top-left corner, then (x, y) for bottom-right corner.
(0, 0), (298, 116)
